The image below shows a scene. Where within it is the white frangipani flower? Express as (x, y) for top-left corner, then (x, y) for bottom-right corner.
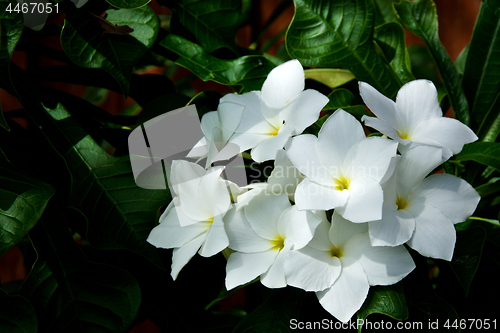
(187, 101), (244, 168)
(221, 59), (329, 162)
(368, 146), (480, 261)
(224, 192), (321, 290)
(147, 160), (231, 279)
(284, 212), (415, 323)
(286, 109), (398, 223)
(359, 79), (478, 161)
(235, 150), (302, 208)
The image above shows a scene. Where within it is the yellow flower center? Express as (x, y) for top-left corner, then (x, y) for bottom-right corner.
(334, 175), (351, 191)
(330, 246), (343, 258)
(270, 235), (285, 251)
(395, 196), (409, 211)
(396, 129), (411, 140)
(203, 216), (214, 229)
(269, 125), (280, 137)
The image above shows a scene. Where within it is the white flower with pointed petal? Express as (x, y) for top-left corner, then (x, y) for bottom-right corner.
(221, 59), (329, 162)
(286, 109), (398, 223)
(187, 101), (244, 168)
(235, 150), (302, 209)
(368, 146), (480, 260)
(147, 160), (231, 279)
(359, 79), (477, 161)
(224, 192), (321, 290)
(284, 212), (415, 323)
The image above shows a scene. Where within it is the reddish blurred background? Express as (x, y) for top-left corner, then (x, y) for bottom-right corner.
(0, 1), (483, 332)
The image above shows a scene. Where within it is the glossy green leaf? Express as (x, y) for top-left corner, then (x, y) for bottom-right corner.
(455, 142), (500, 171)
(395, 0), (470, 125)
(21, 212), (141, 333)
(164, 0), (240, 53)
(373, 0), (399, 25)
(357, 282), (408, 333)
(232, 287), (305, 333)
(449, 226), (486, 295)
(158, 33), (276, 92)
(61, 6), (159, 96)
(0, 161), (55, 257)
(0, 289), (37, 333)
(318, 89), (369, 125)
(0, 0), (23, 131)
(286, 0), (402, 99)
(2, 65), (169, 269)
(304, 68), (355, 89)
(462, 0), (500, 138)
(374, 22), (414, 84)
(106, 0), (152, 9)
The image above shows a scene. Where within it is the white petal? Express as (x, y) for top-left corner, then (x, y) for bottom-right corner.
(407, 203), (456, 261)
(147, 204), (207, 248)
(411, 117), (478, 156)
(260, 243), (292, 288)
(343, 136), (398, 182)
(221, 91), (269, 135)
(170, 160), (206, 193)
(316, 257), (369, 323)
(261, 59), (305, 110)
(250, 124), (294, 162)
(294, 178), (349, 211)
(267, 149), (301, 196)
(396, 79), (442, 128)
(217, 101), (245, 143)
(199, 215), (229, 257)
(282, 89), (329, 134)
(318, 110), (365, 169)
(225, 207), (274, 252)
(245, 192), (291, 240)
(186, 137), (208, 159)
(308, 219), (335, 252)
(359, 81), (402, 130)
(229, 133), (269, 153)
(200, 111), (220, 142)
(225, 250), (279, 290)
(329, 212), (368, 248)
(368, 207), (415, 246)
(278, 206), (322, 249)
(286, 135), (332, 185)
(362, 116), (410, 144)
(171, 233), (206, 280)
(198, 167), (231, 217)
(335, 176), (384, 223)
(396, 145), (443, 198)
(411, 174), (480, 224)
(285, 246), (341, 292)
(344, 233), (415, 286)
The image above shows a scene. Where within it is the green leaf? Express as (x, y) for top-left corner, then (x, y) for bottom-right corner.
(21, 211), (141, 333)
(318, 89), (370, 125)
(0, 289), (37, 333)
(232, 287), (305, 333)
(462, 0), (500, 138)
(61, 6), (159, 96)
(395, 0), (470, 126)
(164, 0), (241, 53)
(374, 22), (414, 85)
(106, 0), (152, 9)
(0, 160), (55, 257)
(1, 64), (169, 269)
(286, 0), (402, 99)
(373, 0), (399, 25)
(158, 33), (276, 92)
(448, 226), (486, 295)
(0, 0), (24, 131)
(454, 142), (500, 171)
(304, 68), (355, 89)
(357, 282), (408, 333)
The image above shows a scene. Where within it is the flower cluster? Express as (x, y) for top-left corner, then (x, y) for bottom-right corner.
(147, 60), (480, 322)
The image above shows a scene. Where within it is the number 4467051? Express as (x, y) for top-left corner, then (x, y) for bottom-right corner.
(6, 2), (59, 14)
(444, 319), (497, 330)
